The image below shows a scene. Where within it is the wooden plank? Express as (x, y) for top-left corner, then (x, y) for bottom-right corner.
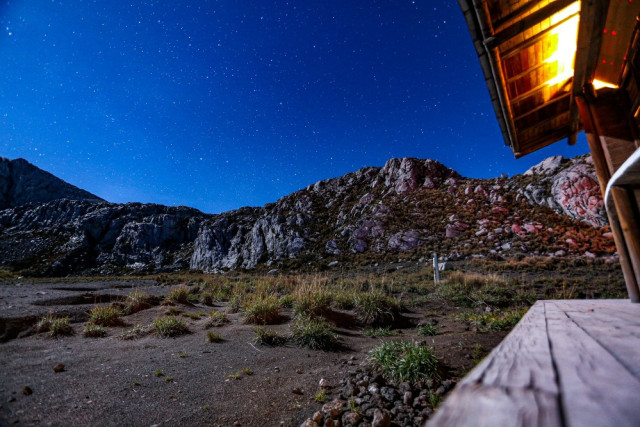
(427, 383), (561, 427)
(545, 301), (640, 426)
(428, 301), (562, 426)
(462, 302), (557, 392)
(560, 308), (640, 380)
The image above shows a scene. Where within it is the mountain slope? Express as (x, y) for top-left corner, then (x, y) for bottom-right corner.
(0, 158), (103, 209)
(0, 155), (614, 276)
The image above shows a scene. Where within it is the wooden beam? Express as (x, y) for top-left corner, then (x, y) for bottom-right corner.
(486, 0), (578, 50)
(514, 93), (571, 122)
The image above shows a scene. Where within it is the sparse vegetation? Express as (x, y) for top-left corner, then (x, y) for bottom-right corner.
(204, 310), (228, 328)
(153, 316), (189, 337)
(254, 325), (288, 346)
(292, 281), (331, 317)
(353, 290), (400, 325)
(87, 305), (123, 326)
(120, 324), (147, 340)
(363, 326), (396, 338)
(418, 324), (437, 336)
(178, 350), (188, 358)
(36, 314), (74, 337)
(125, 289), (152, 313)
(314, 390), (327, 403)
(241, 367), (253, 375)
(206, 331), (222, 343)
(291, 316), (338, 351)
(165, 285), (191, 304)
(242, 293), (282, 324)
(83, 322), (107, 337)
(369, 341), (439, 385)
(461, 308), (527, 332)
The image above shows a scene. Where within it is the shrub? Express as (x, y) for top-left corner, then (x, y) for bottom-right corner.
(87, 305), (123, 326)
(153, 316), (189, 337)
(418, 324), (437, 336)
(242, 293), (282, 324)
(83, 323), (107, 338)
(291, 316), (338, 351)
(126, 289), (152, 313)
(36, 315), (74, 337)
(254, 325), (288, 346)
(354, 290), (401, 326)
(207, 331), (222, 343)
(165, 285), (191, 304)
(368, 341), (439, 385)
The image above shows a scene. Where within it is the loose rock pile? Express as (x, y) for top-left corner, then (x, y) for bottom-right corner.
(300, 368), (456, 427)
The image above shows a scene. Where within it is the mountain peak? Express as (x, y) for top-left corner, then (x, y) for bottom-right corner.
(0, 157), (103, 209)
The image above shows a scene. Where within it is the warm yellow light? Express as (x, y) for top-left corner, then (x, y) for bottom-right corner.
(592, 79), (618, 90)
(543, 2), (580, 87)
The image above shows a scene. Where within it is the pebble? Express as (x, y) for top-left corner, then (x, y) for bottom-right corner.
(54, 363), (65, 373)
(318, 378), (329, 388)
(292, 388), (304, 395)
(22, 386), (32, 396)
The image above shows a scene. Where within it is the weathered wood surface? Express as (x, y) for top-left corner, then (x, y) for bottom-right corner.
(428, 300), (640, 427)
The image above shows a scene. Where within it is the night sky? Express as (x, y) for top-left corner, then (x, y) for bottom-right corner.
(1, 1), (590, 214)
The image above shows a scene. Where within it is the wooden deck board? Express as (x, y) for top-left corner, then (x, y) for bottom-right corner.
(428, 300), (640, 427)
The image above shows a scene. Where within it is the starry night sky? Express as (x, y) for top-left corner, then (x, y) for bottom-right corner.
(1, 1), (590, 213)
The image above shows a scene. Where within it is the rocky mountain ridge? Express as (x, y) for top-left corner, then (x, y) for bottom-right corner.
(0, 155), (614, 276)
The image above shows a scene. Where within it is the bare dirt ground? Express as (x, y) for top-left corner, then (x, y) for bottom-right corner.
(0, 258), (625, 426)
(0, 278), (506, 426)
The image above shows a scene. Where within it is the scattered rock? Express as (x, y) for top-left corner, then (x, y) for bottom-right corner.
(372, 408), (391, 427)
(53, 363), (65, 373)
(322, 399), (345, 418)
(292, 388), (304, 395)
(22, 386), (32, 396)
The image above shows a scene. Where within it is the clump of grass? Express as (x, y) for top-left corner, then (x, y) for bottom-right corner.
(241, 367), (253, 375)
(227, 294), (244, 313)
(87, 305), (123, 327)
(227, 372), (241, 380)
(206, 331), (222, 343)
(242, 293), (282, 324)
(254, 325), (288, 346)
(155, 369), (164, 377)
(353, 290), (401, 326)
(153, 316), (189, 337)
(177, 350), (188, 358)
(165, 307), (184, 316)
(332, 289), (357, 310)
(462, 308), (526, 332)
(279, 294), (294, 308)
(291, 316), (338, 351)
(120, 324), (147, 340)
(36, 314), (74, 337)
(363, 326), (396, 338)
(368, 341), (439, 385)
(186, 312), (205, 320)
(314, 390), (327, 403)
(204, 310), (228, 328)
(83, 323), (107, 338)
(292, 282), (331, 317)
(165, 285), (191, 304)
(125, 289), (152, 313)
(418, 324), (437, 336)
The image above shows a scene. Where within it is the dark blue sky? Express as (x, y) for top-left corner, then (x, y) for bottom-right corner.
(1, 0), (590, 213)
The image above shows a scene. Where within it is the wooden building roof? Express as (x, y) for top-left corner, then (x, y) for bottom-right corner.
(459, 0), (640, 158)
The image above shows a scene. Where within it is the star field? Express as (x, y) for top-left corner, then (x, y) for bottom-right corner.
(1, 1), (590, 213)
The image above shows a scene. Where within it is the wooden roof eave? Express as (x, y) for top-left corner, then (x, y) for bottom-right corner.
(458, 0), (517, 151)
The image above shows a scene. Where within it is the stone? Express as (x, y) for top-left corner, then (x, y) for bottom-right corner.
(342, 411), (363, 425)
(292, 388), (304, 395)
(403, 391), (413, 406)
(299, 420), (319, 427)
(319, 378), (329, 388)
(53, 363), (65, 373)
(312, 411), (323, 424)
(371, 408), (391, 427)
(322, 399), (346, 418)
(22, 386), (32, 396)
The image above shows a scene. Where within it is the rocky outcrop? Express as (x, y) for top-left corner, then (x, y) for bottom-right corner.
(0, 154), (616, 275)
(516, 155), (606, 227)
(0, 158), (102, 209)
